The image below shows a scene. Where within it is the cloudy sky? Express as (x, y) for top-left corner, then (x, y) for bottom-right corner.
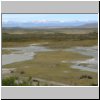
(2, 14), (98, 23)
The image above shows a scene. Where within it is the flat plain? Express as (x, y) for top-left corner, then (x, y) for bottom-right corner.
(2, 28), (98, 86)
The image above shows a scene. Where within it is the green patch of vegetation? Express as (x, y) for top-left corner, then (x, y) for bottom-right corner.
(2, 76), (18, 86)
(42, 39), (98, 49)
(2, 39), (98, 48)
(2, 31), (98, 42)
(2, 76), (38, 86)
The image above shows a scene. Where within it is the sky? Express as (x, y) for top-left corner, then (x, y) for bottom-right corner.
(2, 14), (98, 23)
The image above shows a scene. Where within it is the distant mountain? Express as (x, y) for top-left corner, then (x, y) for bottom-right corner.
(2, 21), (98, 28)
(77, 22), (98, 28)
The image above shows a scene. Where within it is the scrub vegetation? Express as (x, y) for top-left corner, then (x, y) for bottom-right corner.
(2, 28), (98, 86)
(3, 51), (98, 86)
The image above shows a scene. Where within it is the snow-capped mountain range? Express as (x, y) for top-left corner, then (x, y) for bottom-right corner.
(2, 20), (98, 28)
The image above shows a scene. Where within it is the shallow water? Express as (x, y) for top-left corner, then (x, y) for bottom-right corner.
(2, 45), (98, 73)
(64, 46), (98, 72)
(2, 53), (35, 65)
(2, 45), (52, 65)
